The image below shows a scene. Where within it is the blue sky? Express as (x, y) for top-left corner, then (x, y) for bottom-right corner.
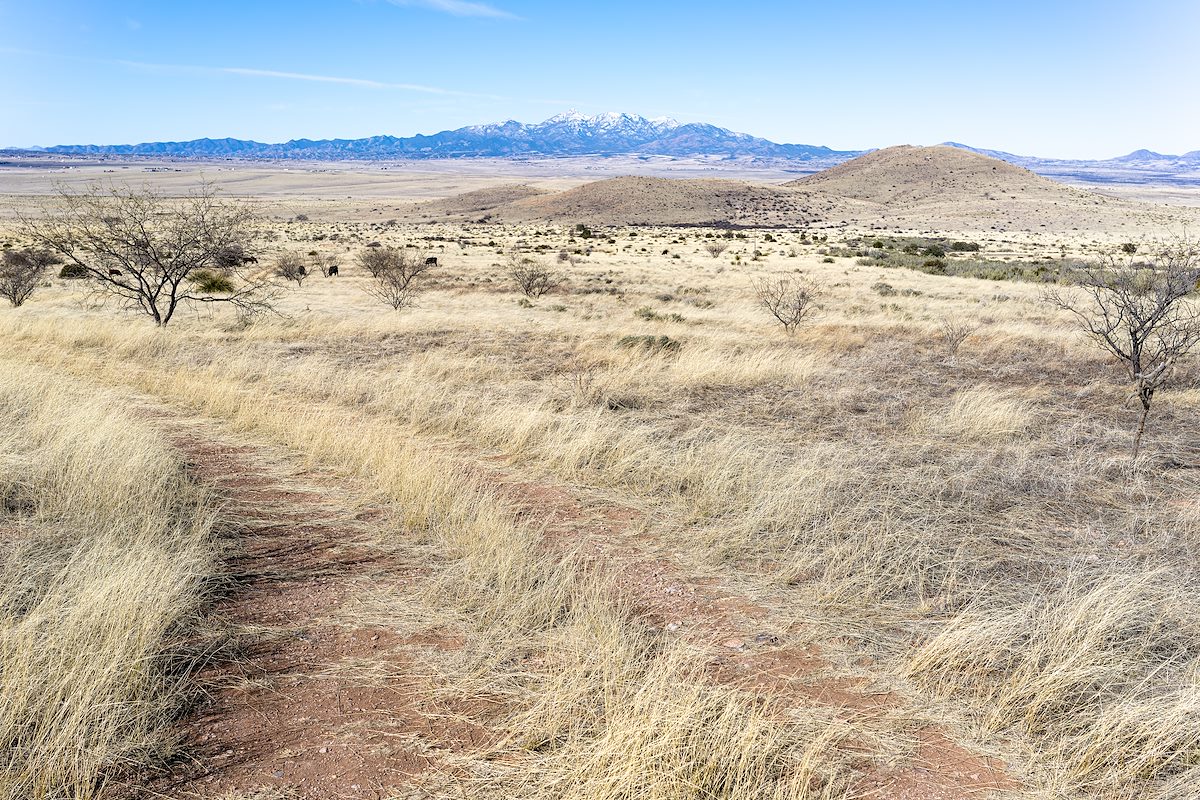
(1, 0), (1197, 158)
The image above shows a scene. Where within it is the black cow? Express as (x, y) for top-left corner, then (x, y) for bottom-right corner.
(244, 255), (259, 265)
(424, 256), (438, 267)
(108, 269), (123, 277)
(328, 265), (339, 277)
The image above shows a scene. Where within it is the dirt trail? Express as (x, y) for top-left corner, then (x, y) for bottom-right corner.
(476, 473), (1019, 800)
(127, 411), (463, 800)
(11, 344), (1017, 799)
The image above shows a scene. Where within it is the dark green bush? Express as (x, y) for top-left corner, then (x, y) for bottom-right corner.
(617, 334), (681, 352)
(58, 263), (89, 279)
(187, 269), (235, 294)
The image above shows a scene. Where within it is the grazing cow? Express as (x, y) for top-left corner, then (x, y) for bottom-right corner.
(244, 255), (259, 265)
(108, 269), (122, 277)
(328, 265), (339, 277)
(424, 256), (438, 267)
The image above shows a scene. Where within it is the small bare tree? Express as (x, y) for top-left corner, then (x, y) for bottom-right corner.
(356, 247), (395, 278)
(703, 240), (730, 259)
(275, 251), (309, 287)
(0, 248), (59, 307)
(507, 254), (560, 298)
(309, 251), (338, 278)
(937, 316), (981, 363)
(753, 274), (821, 335)
(1046, 237), (1200, 462)
(364, 246), (435, 310)
(18, 182), (273, 326)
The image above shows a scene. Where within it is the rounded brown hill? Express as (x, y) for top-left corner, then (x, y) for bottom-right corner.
(410, 183), (550, 221)
(787, 144), (1066, 203)
(495, 176), (852, 227)
(788, 144), (1197, 232)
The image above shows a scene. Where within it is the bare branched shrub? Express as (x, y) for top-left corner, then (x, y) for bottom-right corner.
(703, 241), (729, 259)
(0, 248), (59, 307)
(364, 246), (435, 310)
(507, 254), (560, 298)
(355, 247), (392, 278)
(309, 252), (338, 277)
(1046, 237), (1200, 461)
(937, 316), (981, 363)
(274, 251), (308, 287)
(753, 274), (821, 335)
(18, 182), (273, 326)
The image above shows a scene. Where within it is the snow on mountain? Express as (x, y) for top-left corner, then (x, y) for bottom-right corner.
(34, 112), (852, 161)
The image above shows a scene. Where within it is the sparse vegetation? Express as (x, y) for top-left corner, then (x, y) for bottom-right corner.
(309, 251), (339, 277)
(936, 316), (981, 363)
(506, 253), (561, 297)
(753, 274), (820, 334)
(1046, 236), (1200, 461)
(18, 182), (273, 326)
(0, 248), (58, 306)
(5, 173), (1200, 800)
(274, 251), (309, 287)
(363, 245), (436, 309)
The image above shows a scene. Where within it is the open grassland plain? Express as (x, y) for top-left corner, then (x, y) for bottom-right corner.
(4, 158), (1200, 800)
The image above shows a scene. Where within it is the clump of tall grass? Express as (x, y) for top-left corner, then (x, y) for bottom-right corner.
(919, 387), (1034, 441)
(0, 362), (219, 800)
(908, 572), (1200, 796)
(484, 609), (860, 800)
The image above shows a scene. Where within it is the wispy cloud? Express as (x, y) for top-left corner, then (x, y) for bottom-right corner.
(1, 46), (528, 106)
(386, 0), (516, 19)
(219, 67), (464, 95)
(105, 59), (506, 99)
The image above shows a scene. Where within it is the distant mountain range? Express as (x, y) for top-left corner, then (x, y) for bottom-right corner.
(940, 142), (1200, 186)
(29, 111), (857, 162)
(12, 112), (1200, 186)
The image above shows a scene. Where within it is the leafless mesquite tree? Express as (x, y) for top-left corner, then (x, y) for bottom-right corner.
(0, 248), (59, 307)
(753, 274), (821, 335)
(18, 182), (273, 326)
(703, 241), (730, 258)
(1046, 237), (1200, 462)
(507, 253), (560, 298)
(364, 246), (436, 310)
(275, 251), (309, 287)
(356, 246), (396, 278)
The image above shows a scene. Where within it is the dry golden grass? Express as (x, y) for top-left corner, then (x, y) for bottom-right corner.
(3, 210), (1200, 799)
(0, 362), (219, 800)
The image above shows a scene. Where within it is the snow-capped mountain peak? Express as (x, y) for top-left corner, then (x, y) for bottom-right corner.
(34, 111), (851, 161)
(539, 110), (680, 133)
